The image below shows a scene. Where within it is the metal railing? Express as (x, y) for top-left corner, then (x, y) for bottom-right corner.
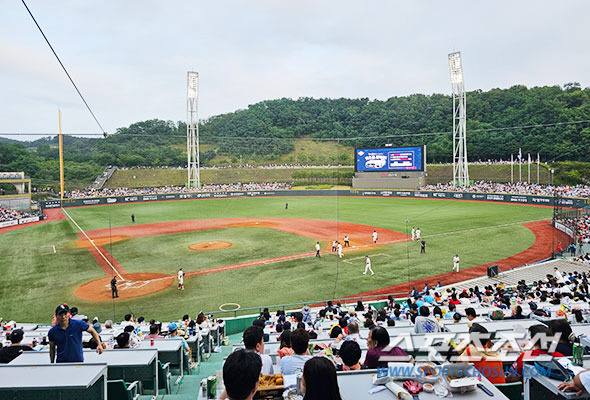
(205, 291), (410, 319)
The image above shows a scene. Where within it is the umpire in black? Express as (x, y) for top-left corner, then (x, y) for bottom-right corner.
(111, 276), (119, 298)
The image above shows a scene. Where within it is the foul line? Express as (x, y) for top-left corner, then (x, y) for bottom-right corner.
(61, 207), (125, 281)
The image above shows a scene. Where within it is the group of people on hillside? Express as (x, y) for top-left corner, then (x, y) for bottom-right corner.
(66, 181), (291, 199)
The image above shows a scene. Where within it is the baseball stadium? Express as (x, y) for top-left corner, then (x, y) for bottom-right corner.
(2, 2), (590, 400)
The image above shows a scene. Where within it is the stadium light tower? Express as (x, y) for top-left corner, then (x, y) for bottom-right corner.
(186, 71), (200, 188)
(448, 52), (469, 187)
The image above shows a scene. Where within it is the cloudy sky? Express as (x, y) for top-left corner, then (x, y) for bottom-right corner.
(1, 1), (589, 140)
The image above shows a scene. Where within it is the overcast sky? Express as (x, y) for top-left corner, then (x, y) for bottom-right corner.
(1, 0), (589, 140)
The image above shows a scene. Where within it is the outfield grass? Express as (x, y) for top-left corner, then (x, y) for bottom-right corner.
(0, 196), (552, 323)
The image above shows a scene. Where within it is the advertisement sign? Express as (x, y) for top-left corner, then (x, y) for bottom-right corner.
(40, 190), (587, 210)
(0, 220), (18, 228)
(356, 146), (425, 172)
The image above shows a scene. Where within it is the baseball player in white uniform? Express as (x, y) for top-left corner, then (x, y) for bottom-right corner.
(178, 268), (185, 290)
(332, 240), (337, 252)
(337, 242), (343, 258)
(415, 228), (421, 241)
(315, 242), (321, 258)
(452, 254), (460, 272)
(372, 230), (378, 244)
(411, 227), (415, 241)
(363, 255), (374, 275)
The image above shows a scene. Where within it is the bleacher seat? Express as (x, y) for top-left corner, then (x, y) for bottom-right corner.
(143, 361), (172, 395)
(495, 381), (523, 400)
(107, 379), (140, 400)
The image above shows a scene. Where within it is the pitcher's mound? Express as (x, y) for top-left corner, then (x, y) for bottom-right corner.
(189, 241), (232, 251)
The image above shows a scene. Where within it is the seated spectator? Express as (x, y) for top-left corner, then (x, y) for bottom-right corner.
(547, 319), (575, 356)
(277, 330), (294, 358)
(444, 303), (457, 319)
(104, 320), (113, 329)
(220, 349), (262, 400)
(280, 328), (312, 375)
(510, 305), (525, 319)
(167, 323), (191, 359)
(363, 326), (409, 369)
(145, 324), (163, 339)
(123, 325), (140, 347)
(337, 340), (362, 371)
(432, 306), (443, 320)
(0, 329), (33, 363)
(302, 305), (312, 323)
(329, 326), (342, 339)
(92, 317), (102, 333)
(506, 324), (564, 382)
(423, 291), (435, 304)
(243, 326), (274, 374)
(121, 313), (135, 328)
(458, 323), (505, 384)
(196, 312), (209, 329)
(344, 322), (361, 342)
(453, 313), (462, 323)
(301, 356), (343, 400)
(355, 300), (365, 312)
(414, 306), (441, 333)
(465, 307), (484, 323)
(115, 332), (130, 349)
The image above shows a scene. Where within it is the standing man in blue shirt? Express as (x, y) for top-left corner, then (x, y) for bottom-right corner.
(48, 304), (103, 363)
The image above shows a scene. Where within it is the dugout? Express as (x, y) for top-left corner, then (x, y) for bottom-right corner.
(351, 146), (426, 189)
(0, 171), (32, 210)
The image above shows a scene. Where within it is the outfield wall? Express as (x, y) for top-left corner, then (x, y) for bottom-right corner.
(40, 189), (589, 210)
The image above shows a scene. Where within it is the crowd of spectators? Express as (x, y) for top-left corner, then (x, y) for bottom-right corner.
(5, 264), (590, 397)
(66, 182), (292, 199)
(0, 206), (31, 223)
(421, 181), (590, 198)
(116, 163), (338, 171)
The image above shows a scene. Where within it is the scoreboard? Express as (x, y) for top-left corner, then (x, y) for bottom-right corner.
(355, 146), (425, 172)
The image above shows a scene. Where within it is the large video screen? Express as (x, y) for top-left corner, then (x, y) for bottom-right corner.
(355, 146), (425, 172)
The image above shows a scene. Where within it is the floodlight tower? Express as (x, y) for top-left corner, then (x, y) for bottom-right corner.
(448, 52), (469, 187)
(186, 71), (200, 188)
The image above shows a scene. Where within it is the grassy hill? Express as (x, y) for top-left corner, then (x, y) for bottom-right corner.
(105, 163), (552, 188)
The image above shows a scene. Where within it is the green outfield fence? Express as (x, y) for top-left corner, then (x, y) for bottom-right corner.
(41, 189), (590, 210)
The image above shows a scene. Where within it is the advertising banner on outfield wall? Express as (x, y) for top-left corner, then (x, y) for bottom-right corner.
(554, 222), (575, 238)
(41, 190), (589, 210)
(0, 220), (18, 228)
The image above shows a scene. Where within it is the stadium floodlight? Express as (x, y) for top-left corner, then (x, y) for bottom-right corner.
(186, 71), (200, 188)
(448, 52), (469, 187)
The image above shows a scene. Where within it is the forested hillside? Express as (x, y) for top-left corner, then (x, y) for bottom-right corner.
(0, 83), (588, 189)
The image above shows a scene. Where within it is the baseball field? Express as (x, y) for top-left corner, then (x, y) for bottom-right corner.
(0, 196), (557, 323)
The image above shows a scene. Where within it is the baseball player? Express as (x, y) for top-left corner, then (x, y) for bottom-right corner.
(372, 230), (378, 244)
(344, 235), (350, 247)
(315, 242), (321, 258)
(452, 254), (460, 273)
(415, 228), (421, 241)
(411, 227), (415, 241)
(420, 240), (426, 254)
(337, 242), (343, 258)
(332, 240), (337, 252)
(363, 255), (374, 275)
(178, 268), (185, 290)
